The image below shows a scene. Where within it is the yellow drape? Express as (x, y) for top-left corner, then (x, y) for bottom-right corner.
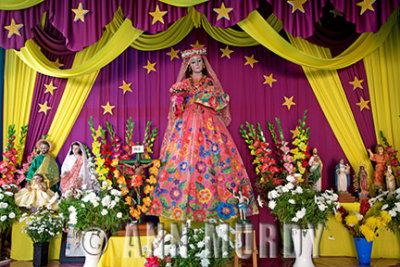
(289, 35), (374, 179)
(159, 0), (208, 7)
(14, 18), (142, 78)
(3, 51), (37, 155)
(364, 21), (400, 151)
(238, 10), (398, 70)
(0, 0), (43, 10)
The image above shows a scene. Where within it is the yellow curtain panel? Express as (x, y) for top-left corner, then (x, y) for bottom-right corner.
(289, 35), (374, 181)
(3, 51), (37, 159)
(364, 22), (400, 151)
(0, 0), (43, 10)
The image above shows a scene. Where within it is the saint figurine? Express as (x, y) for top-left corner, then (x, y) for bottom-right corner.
(368, 145), (390, 191)
(149, 47), (258, 221)
(385, 165), (396, 192)
(232, 186), (250, 221)
(354, 165), (369, 199)
(335, 159), (351, 193)
(309, 148), (323, 192)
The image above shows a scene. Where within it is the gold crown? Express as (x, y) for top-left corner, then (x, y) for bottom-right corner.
(181, 47), (207, 59)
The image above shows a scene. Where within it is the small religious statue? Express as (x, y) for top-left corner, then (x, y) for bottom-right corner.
(335, 159), (356, 202)
(368, 145), (390, 192)
(308, 148), (323, 192)
(385, 165), (396, 192)
(353, 164), (369, 200)
(232, 186), (250, 221)
(123, 160), (153, 188)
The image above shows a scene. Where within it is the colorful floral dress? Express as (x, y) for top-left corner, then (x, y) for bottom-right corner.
(149, 76), (258, 221)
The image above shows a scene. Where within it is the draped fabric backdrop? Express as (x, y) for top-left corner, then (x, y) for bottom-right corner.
(0, 47), (4, 157)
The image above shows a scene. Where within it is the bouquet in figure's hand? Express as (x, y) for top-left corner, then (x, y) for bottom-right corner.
(170, 82), (188, 117)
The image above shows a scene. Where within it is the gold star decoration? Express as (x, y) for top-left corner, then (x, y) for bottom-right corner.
(357, 0), (375, 15)
(143, 60), (156, 74)
(190, 41), (204, 49)
(244, 54), (258, 68)
(119, 80), (132, 95)
(349, 76), (364, 90)
(213, 2), (233, 21)
(329, 9), (344, 18)
(38, 101), (51, 115)
(101, 101), (115, 115)
(44, 81), (58, 95)
(72, 2), (89, 22)
(287, 0), (307, 13)
(149, 4), (168, 25)
(220, 46), (234, 59)
(263, 73), (277, 88)
(166, 47), (180, 61)
(52, 58), (64, 68)
(282, 96), (296, 110)
(4, 18), (23, 38)
(290, 126), (301, 139)
(356, 97), (370, 111)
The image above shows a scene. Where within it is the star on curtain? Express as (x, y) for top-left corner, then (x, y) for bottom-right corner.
(283, 96), (296, 110)
(191, 41), (204, 49)
(38, 101), (51, 115)
(166, 47), (180, 61)
(149, 4), (168, 25)
(44, 81), (57, 95)
(263, 73), (277, 87)
(52, 58), (64, 68)
(143, 60), (156, 74)
(287, 0), (307, 13)
(72, 2), (89, 22)
(101, 101), (115, 115)
(357, 0), (375, 15)
(119, 80), (132, 95)
(349, 76), (363, 90)
(290, 126), (301, 139)
(244, 54), (258, 68)
(356, 97), (370, 111)
(213, 2), (233, 21)
(220, 46), (234, 59)
(4, 18), (23, 38)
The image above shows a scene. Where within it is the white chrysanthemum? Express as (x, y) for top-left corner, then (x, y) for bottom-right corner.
(282, 187), (289, 193)
(0, 194), (4, 200)
(197, 240), (205, 248)
(268, 190), (279, 199)
(286, 175), (296, 183)
(288, 199), (296, 205)
(0, 215), (7, 222)
(116, 212), (122, 218)
(179, 246), (188, 258)
(295, 186), (303, 194)
(8, 212), (15, 219)
(268, 200), (277, 210)
(4, 191), (13, 196)
(200, 258), (210, 267)
(285, 182), (294, 190)
(381, 204), (389, 210)
(101, 209), (108, 216)
(101, 195), (111, 207)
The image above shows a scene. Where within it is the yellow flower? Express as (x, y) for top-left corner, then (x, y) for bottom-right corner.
(113, 169), (121, 178)
(152, 160), (160, 168)
(111, 158), (119, 167)
(360, 225), (375, 242)
(142, 197), (152, 207)
(380, 211), (392, 225)
(345, 214), (359, 227)
(144, 185), (154, 195)
(335, 212), (343, 223)
(147, 175), (157, 185)
(298, 142), (307, 152)
(365, 217), (378, 231)
(149, 167), (159, 176)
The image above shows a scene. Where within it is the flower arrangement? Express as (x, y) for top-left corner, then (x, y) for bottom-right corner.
(368, 189), (400, 233)
(58, 186), (129, 233)
(268, 175), (339, 229)
(290, 110), (311, 175)
(20, 208), (63, 243)
(335, 200), (392, 242)
(380, 131), (400, 179)
(0, 184), (21, 233)
(145, 220), (235, 267)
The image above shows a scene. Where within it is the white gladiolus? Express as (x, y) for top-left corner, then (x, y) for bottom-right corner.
(381, 204), (389, 210)
(0, 194), (4, 200)
(389, 210), (397, 217)
(4, 192), (13, 196)
(268, 200), (277, 210)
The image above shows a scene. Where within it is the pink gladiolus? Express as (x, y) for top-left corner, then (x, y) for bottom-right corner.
(283, 154), (293, 163)
(144, 256), (160, 267)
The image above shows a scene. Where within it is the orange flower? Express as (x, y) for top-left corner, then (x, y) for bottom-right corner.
(121, 187), (129, 196)
(152, 160), (160, 168)
(113, 169), (121, 178)
(198, 188), (212, 204)
(130, 208), (141, 220)
(125, 196), (132, 205)
(111, 158), (119, 167)
(117, 177), (126, 185)
(142, 197), (151, 206)
(144, 185), (154, 194)
(147, 175), (157, 184)
(140, 205), (149, 213)
(149, 167), (159, 175)
(130, 175), (143, 187)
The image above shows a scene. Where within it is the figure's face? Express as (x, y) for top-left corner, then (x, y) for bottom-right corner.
(377, 146), (384, 154)
(72, 144), (81, 155)
(340, 159), (344, 164)
(189, 55), (204, 74)
(39, 143), (49, 154)
(33, 175), (42, 183)
(313, 148), (318, 155)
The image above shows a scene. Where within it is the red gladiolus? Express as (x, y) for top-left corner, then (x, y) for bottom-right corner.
(272, 178), (283, 186)
(391, 159), (399, 166)
(360, 200), (370, 216)
(253, 140), (261, 148)
(145, 256), (160, 267)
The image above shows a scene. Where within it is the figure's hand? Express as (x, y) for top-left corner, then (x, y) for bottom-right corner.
(257, 195), (264, 208)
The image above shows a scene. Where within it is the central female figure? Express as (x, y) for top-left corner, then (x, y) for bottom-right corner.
(150, 47), (258, 221)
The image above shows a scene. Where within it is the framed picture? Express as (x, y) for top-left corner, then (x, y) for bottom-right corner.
(59, 229), (85, 263)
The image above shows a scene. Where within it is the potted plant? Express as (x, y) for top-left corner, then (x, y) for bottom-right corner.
(267, 175), (339, 267)
(20, 208), (63, 267)
(335, 199), (392, 265)
(58, 185), (129, 267)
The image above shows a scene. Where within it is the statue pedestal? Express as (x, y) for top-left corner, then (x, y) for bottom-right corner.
(338, 192), (357, 202)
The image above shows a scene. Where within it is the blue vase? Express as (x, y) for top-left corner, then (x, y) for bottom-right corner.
(353, 237), (373, 265)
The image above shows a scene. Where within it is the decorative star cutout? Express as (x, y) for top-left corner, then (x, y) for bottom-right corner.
(349, 76), (364, 90)
(52, 58), (64, 68)
(220, 46), (234, 59)
(143, 60), (156, 74)
(166, 47), (180, 61)
(282, 96), (296, 110)
(72, 2), (89, 22)
(290, 126), (301, 139)
(263, 73), (277, 88)
(44, 81), (58, 95)
(4, 18), (23, 38)
(244, 54), (258, 68)
(213, 2), (233, 21)
(101, 101), (115, 115)
(287, 0), (307, 13)
(357, 0), (375, 15)
(191, 41), (204, 49)
(95, 126), (102, 138)
(38, 101), (51, 115)
(149, 4), (168, 25)
(329, 9), (344, 18)
(119, 80), (132, 95)
(356, 97), (370, 111)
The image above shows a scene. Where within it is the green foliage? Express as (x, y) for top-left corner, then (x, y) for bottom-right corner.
(0, 184), (21, 233)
